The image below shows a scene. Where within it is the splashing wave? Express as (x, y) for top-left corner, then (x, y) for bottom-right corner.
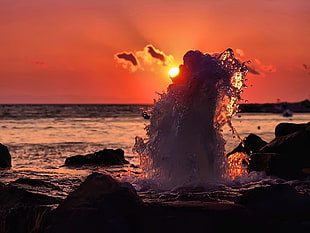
(133, 48), (248, 188)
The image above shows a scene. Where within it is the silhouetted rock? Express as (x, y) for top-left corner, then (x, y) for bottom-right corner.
(0, 179), (61, 233)
(275, 122), (308, 137)
(247, 153), (277, 174)
(12, 177), (61, 190)
(226, 134), (267, 157)
(39, 172), (142, 233)
(249, 123), (310, 179)
(0, 143), (12, 168)
(235, 184), (310, 218)
(39, 173), (310, 233)
(64, 148), (129, 166)
(39, 173), (258, 233)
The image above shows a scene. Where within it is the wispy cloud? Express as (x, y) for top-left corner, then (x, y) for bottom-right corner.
(235, 48), (245, 57)
(247, 58), (276, 76)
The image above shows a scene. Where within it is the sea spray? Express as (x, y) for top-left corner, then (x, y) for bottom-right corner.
(133, 49), (248, 187)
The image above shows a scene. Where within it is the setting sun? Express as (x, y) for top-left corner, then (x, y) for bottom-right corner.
(168, 67), (180, 78)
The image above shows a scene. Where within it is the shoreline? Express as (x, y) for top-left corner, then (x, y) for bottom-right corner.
(1, 172), (309, 233)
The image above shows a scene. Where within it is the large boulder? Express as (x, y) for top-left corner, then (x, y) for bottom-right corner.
(39, 173), (255, 233)
(0, 179), (61, 233)
(39, 172), (142, 233)
(64, 148), (129, 166)
(235, 184), (310, 224)
(0, 143), (12, 168)
(275, 122), (309, 137)
(249, 123), (310, 179)
(38, 173), (309, 233)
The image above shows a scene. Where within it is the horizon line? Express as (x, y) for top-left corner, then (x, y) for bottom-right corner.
(0, 99), (308, 105)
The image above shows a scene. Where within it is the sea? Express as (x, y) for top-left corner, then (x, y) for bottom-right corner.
(0, 104), (309, 201)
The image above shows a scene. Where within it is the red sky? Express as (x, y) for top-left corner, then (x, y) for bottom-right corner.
(0, 0), (309, 104)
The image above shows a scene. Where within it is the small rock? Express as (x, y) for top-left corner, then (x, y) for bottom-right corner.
(64, 148), (129, 166)
(227, 134), (267, 157)
(0, 143), (12, 168)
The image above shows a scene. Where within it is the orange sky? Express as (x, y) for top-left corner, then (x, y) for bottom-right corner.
(0, 0), (309, 104)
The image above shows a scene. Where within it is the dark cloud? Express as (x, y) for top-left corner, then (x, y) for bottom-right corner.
(147, 45), (165, 62)
(116, 52), (138, 66)
(34, 60), (47, 68)
(114, 44), (174, 72)
(35, 61), (45, 65)
(302, 64), (308, 70)
(247, 66), (260, 75)
(302, 64), (310, 75)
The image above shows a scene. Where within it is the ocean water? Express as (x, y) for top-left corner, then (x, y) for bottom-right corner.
(0, 104), (309, 200)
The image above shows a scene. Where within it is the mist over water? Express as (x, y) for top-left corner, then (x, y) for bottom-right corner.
(133, 49), (248, 187)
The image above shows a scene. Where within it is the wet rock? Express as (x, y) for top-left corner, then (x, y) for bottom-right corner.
(247, 123), (310, 179)
(64, 148), (129, 166)
(39, 173), (255, 233)
(235, 184), (310, 232)
(39, 172), (142, 233)
(0, 180), (61, 208)
(226, 133), (267, 157)
(235, 184), (310, 217)
(275, 122), (309, 137)
(0, 179), (61, 233)
(12, 177), (61, 190)
(0, 143), (12, 168)
(248, 152), (277, 173)
(235, 184), (310, 233)
(37, 173), (309, 233)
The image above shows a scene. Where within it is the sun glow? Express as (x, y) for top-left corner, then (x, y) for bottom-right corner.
(168, 67), (180, 77)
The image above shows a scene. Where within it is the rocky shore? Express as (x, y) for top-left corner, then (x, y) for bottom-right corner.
(0, 172), (309, 233)
(0, 122), (309, 233)
(227, 122), (310, 179)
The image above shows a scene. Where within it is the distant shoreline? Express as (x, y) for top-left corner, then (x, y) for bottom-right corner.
(239, 99), (310, 113)
(0, 99), (309, 113)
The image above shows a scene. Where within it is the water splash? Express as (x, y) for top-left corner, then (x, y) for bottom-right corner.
(133, 48), (248, 187)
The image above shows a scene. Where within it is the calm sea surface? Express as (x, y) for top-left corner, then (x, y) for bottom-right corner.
(0, 104), (309, 199)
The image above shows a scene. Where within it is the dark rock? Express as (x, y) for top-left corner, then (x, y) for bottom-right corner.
(235, 184), (310, 232)
(226, 133), (267, 157)
(275, 122), (308, 137)
(12, 177), (60, 190)
(36, 173), (309, 233)
(235, 184), (310, 217)
(249, 123), (310, 179)
(0, 143), (12, 168)
(39, 172), (142, 233)
(0, 179), (61, 233)
(0, 181), (61, 208)
(39, 173), (256, 233)
(64, 148), (129, 166)
(248, 152), (279, 174)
